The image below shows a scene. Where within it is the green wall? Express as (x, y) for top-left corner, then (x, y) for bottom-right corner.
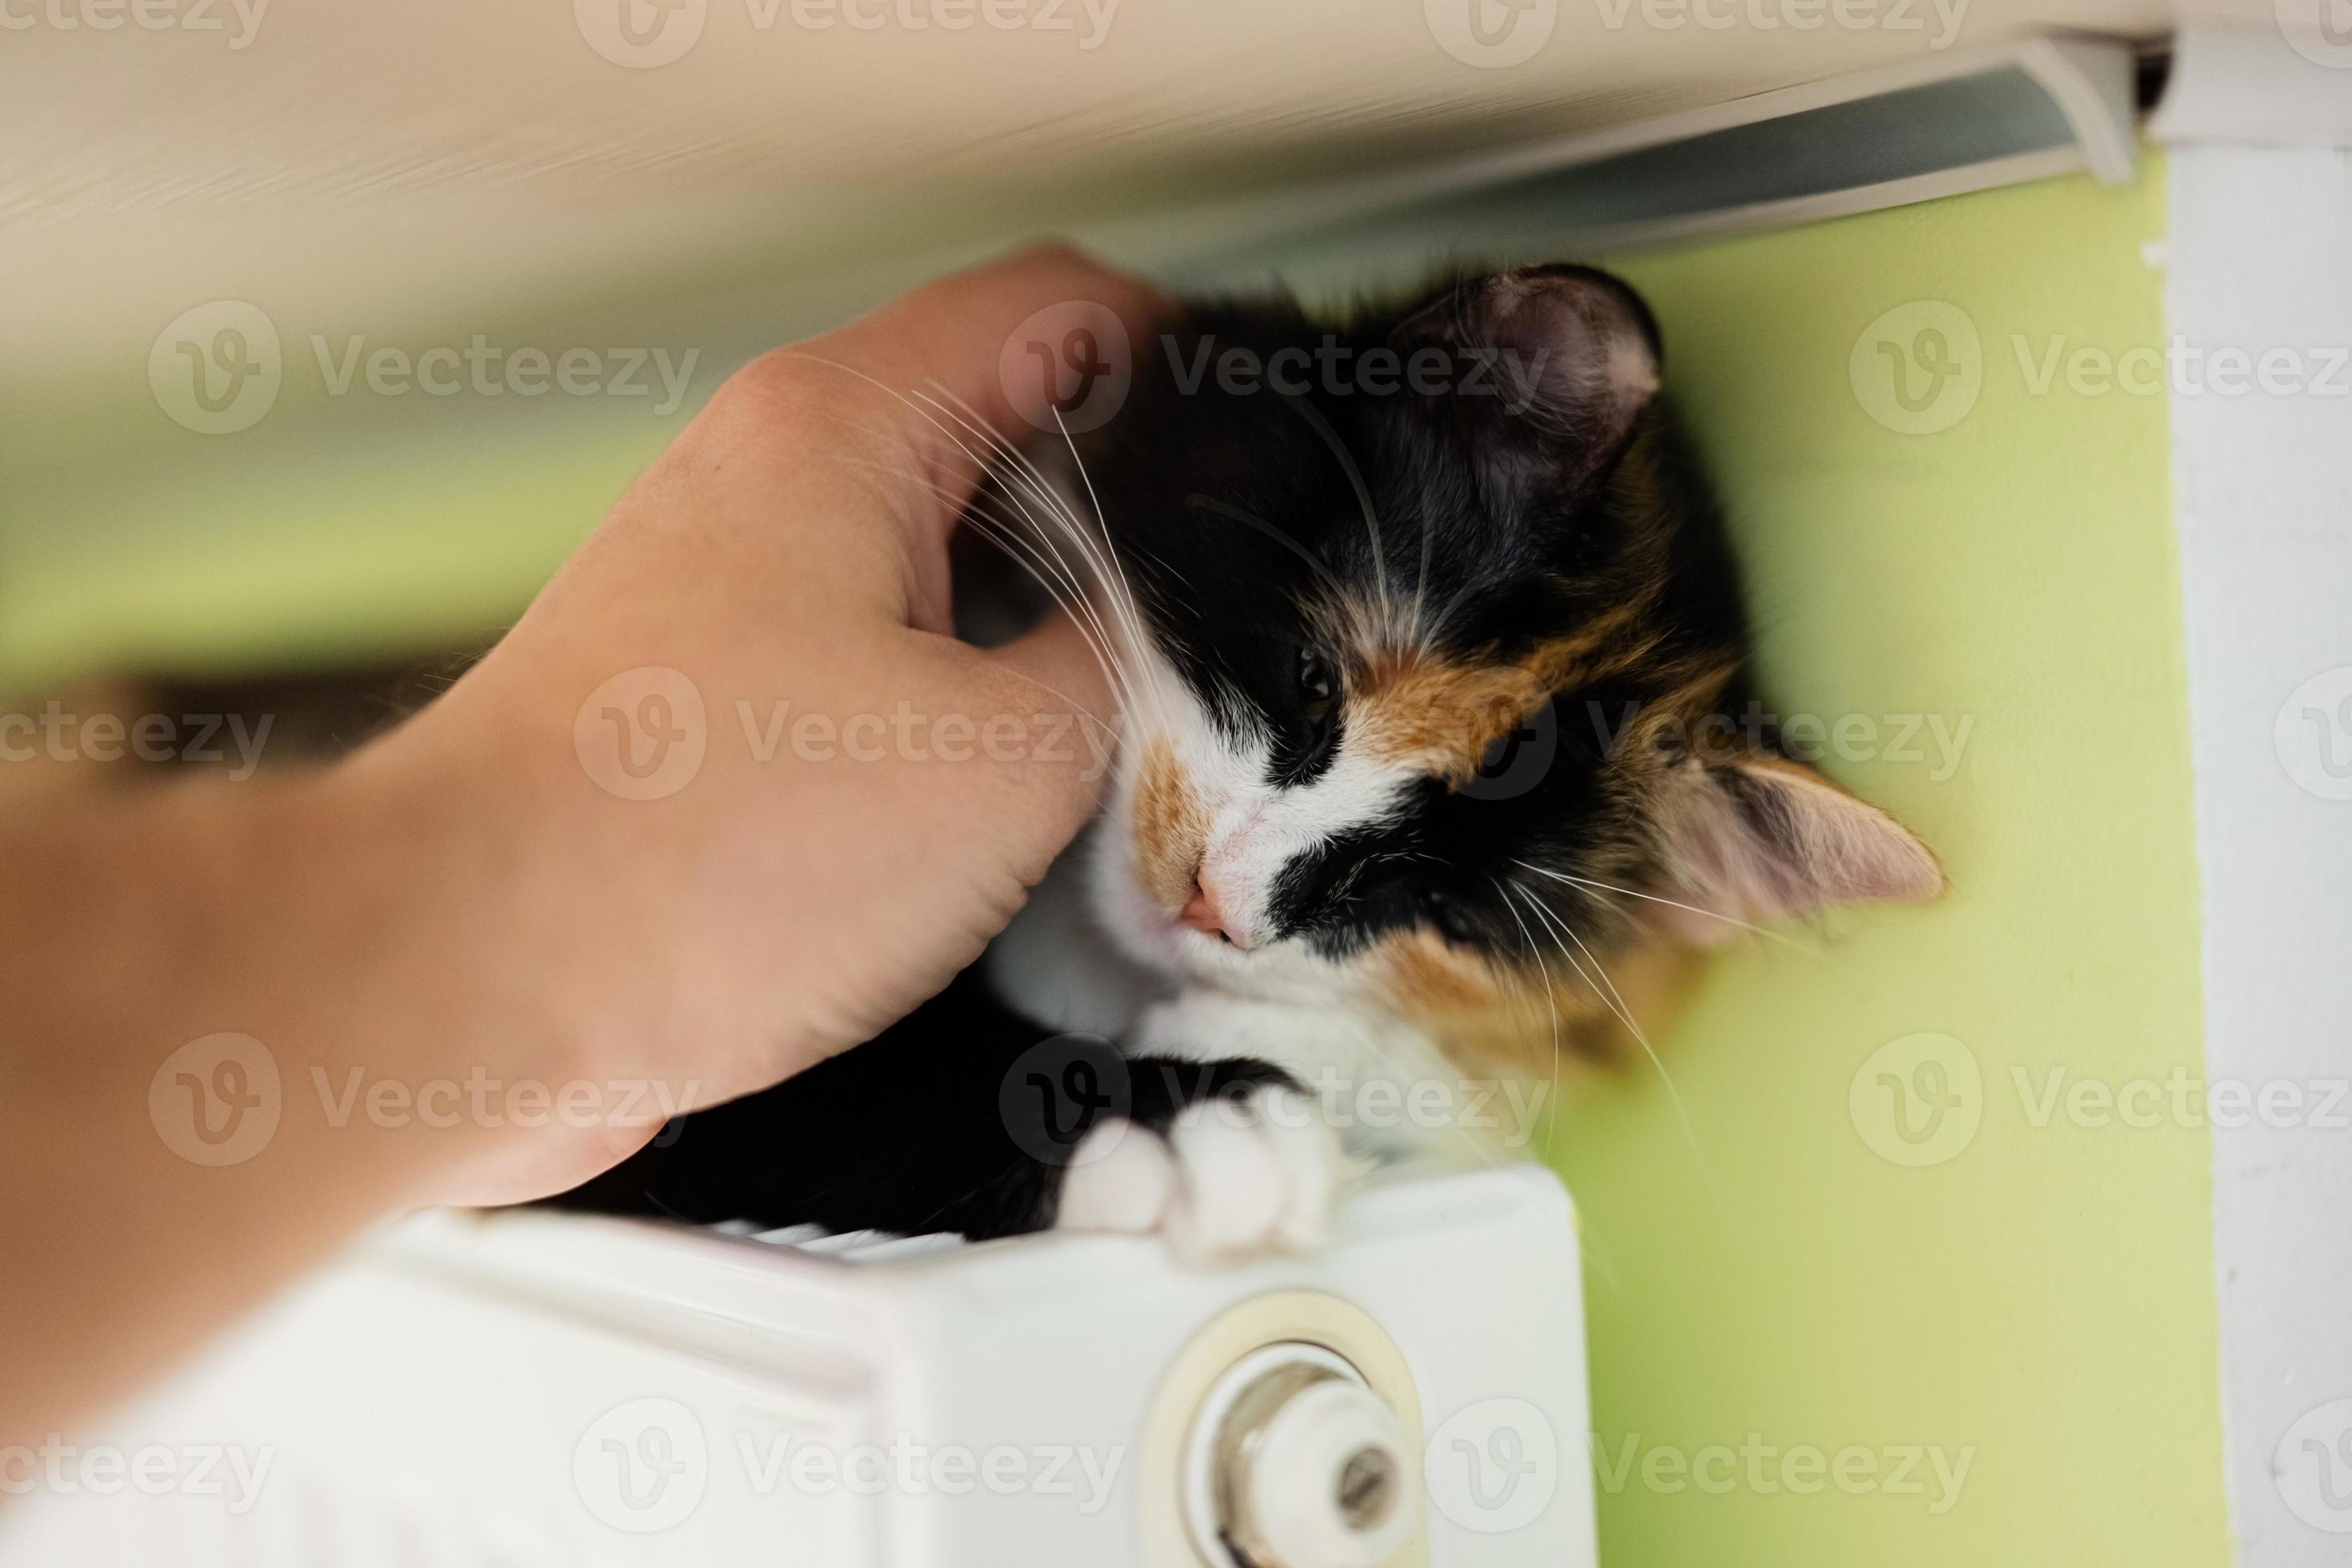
(1548, 162), (2224, 1566)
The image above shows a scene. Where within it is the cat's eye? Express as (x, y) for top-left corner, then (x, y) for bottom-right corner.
(1296, 648), (1337, 722)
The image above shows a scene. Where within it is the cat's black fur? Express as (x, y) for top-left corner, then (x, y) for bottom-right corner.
(550, 967), (1293, 1237)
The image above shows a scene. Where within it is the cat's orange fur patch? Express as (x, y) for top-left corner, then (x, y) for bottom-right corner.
(1130, 736), (1209, 911)
(1346, 651), (1549, 785)
(1374, 928), (1570, 1072)
(1375, 924), (1698, 1074)
(1377, 926), (1503, 1015)
(1336, 604), (1658, 786)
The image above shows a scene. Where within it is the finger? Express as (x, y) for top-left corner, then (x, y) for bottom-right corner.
(426, 1116), (664, 1209)
(778, 243), (1171, 545)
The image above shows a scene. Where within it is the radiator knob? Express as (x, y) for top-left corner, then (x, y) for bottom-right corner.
(1213, 1363), (1415, 1568)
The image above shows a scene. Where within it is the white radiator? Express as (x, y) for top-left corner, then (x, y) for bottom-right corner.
(0, 1164), (1596, 1567)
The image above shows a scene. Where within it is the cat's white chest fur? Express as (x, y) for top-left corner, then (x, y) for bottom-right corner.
(989, 830), (1473, 1259)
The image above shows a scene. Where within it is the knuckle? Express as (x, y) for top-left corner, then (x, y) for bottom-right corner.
(722, 348), (830, 415)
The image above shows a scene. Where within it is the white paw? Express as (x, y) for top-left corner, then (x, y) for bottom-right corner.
(1054, 1085), (1358, 1266)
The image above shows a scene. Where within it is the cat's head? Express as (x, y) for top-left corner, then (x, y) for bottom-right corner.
(1066, 265), (1938, 1066)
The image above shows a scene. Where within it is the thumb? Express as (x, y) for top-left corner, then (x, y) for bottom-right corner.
(994, 606), (1118, 729)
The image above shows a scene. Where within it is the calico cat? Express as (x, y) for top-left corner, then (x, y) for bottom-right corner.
(550, 264), (1940, 1259)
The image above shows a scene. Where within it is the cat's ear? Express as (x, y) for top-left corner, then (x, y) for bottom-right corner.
(1657, 747), (1942, 945)
(1394, 265), (1663, 491)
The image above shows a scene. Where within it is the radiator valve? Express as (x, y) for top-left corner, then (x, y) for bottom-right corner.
(1199, 1347), (1416, 1568)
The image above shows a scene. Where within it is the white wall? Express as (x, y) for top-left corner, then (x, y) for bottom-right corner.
(2158, 28), (2352, 1568)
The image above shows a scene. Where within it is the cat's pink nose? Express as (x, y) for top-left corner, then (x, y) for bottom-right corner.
(1178, 875), (1251, 949)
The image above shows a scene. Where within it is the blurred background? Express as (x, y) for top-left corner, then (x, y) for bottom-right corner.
(3, 0), (2188, 700)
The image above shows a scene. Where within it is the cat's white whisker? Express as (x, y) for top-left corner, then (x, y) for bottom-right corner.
(1551, 898), (1644, 1042)
(920, 384), (1175, 739)
(959, 486), (1142, 714)
(1046, 408), (1152, 643)
(1514, 884), (1642, 1054)
(906, 390), (1120, 618)
(1511, 858), (1808, 950)
(1511, 877), (1722, 1206)
(1494, 879), (1568, 1163)
(954, 508), (1139, 728)
(834, 455), (1143, 731)
(758, 354), (1157, 738)
(826, 454), (1111, 672)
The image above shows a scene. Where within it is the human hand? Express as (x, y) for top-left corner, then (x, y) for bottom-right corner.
(360, 244), (1168, 1202)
